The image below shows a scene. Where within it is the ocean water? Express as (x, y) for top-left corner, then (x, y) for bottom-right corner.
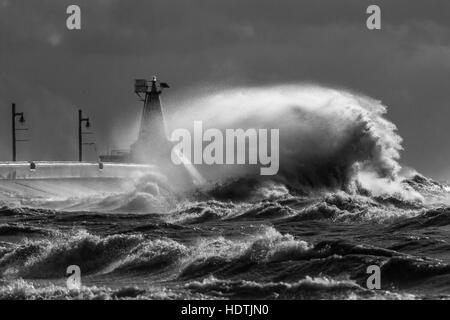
(0, 173), (450, 300)
(1, 85), (449, 300)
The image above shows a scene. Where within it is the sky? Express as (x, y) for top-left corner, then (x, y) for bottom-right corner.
(0, 0), (450, 180)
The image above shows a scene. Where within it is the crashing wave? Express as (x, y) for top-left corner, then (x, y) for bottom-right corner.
(185, 275), (366, 299)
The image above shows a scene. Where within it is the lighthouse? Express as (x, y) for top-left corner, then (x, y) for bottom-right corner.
(130, 76), (171, 164)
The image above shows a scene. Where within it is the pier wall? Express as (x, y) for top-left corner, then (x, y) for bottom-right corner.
(0, 162), (156, 180)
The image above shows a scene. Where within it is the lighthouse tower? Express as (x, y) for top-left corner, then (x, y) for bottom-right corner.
(130, 76), (170, 164)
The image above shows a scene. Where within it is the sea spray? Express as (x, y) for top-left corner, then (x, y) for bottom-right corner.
(167, 84), (404, 194)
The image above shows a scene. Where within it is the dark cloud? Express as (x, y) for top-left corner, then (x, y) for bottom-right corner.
(0, 0), (449, 179)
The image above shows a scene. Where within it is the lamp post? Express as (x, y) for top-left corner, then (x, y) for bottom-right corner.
(11, 103), (27, 162)
(78, 109), (90, 162)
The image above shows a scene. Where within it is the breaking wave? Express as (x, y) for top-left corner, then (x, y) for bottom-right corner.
(0, 222), (449, 299)
(168, 85), (405, 196)
(0, 231), (143, 278)
(185, 276), (366, 299)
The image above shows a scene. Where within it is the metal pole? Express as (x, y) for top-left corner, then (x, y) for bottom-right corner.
(78, 109), (82, 162)
(12, 103), (16, 162)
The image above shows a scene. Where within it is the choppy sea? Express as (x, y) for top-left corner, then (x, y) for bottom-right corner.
(0, 173), (450, 300)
